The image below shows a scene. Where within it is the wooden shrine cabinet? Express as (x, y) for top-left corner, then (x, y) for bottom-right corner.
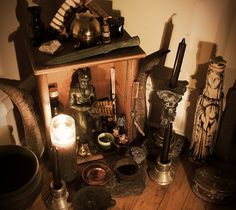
(27, 37), (146, 152)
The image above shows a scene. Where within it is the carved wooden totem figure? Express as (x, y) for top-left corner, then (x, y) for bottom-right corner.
(189, 56), (226, 161)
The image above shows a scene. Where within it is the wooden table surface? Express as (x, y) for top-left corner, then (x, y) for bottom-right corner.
(30, 151), (236, 210)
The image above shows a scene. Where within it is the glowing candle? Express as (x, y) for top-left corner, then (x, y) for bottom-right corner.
(50, 114), (77, 183)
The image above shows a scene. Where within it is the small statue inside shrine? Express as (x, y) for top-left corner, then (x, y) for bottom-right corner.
(117, 113), (127, 135)
(189, 56), (226, 161)
(69, 67), (100, 154)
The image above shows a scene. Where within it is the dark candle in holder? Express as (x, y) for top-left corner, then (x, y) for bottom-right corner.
(51, 146), (62, 189)
(169, 38), (186, 88)
(160, 123), (173, 164)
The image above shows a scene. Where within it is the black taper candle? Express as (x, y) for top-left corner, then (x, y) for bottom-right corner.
(169, 38), (186, 88)
(51, 146), (62, 189)
(160, 123), (173, 164)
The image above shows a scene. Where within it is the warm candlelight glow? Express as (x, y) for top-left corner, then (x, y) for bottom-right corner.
(50, 114), (76, 146)
(50, 114), (77, 183)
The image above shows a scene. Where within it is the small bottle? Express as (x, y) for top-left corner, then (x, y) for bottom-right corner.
(28, 6), (45, 46)
(102, 17), (111, 44)
(49, 87), (63, 117)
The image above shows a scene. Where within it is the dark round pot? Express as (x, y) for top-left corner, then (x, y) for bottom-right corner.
(114, 157), (140, 182)
(0, 145), (42, 210)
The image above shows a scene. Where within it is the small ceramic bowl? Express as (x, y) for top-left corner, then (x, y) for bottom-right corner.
(97, 132), (114, 150)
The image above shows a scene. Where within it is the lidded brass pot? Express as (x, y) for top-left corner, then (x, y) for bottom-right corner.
(70, 11), (101, 48)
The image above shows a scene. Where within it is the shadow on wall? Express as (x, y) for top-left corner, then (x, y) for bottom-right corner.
(184, 41), (217, 139)
(94, 0), (121, 17)
(146, 15), (175, 129)
(8, 0), (32, 81)
(8, 0), (57, 81)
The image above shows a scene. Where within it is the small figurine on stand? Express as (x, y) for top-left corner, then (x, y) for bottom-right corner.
(28, 5), (45, 46)
(117, 113), (127, 135)
(189, 56), (226, 162)
(115, 113), (129, 144)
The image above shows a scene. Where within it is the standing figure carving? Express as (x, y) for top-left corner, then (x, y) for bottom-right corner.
(189, 56), (226, 161)
(69, 67), (99, 147)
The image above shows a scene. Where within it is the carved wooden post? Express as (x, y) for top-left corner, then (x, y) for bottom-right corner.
(189, 56), (226, 161)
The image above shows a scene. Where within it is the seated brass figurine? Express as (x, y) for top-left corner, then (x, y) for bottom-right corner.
(69, 67), (101, 155)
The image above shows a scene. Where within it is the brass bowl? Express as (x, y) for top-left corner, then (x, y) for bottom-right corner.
(0, 145), (42, 210)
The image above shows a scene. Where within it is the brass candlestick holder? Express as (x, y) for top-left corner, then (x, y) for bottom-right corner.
(45, 180), (73, 210)
(150, 122), (174, 185)
(44, 147), (73, 210)
(149, 81), (188, 185)
(149, 159), (175, 186)
(149, 38), (187, 185)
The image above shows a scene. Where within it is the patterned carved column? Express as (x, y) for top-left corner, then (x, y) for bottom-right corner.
(189, 56), (226, 162)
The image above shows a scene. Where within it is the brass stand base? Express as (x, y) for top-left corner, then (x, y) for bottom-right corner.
(44, 180), (73, 210)
(149, 160), (174, 186)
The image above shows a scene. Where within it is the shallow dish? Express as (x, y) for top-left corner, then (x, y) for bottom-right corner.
(82, 162), (113, 185)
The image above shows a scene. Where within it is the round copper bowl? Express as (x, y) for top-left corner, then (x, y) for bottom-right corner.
(114, 157), (140, 182)
(0, 145), (42, 210)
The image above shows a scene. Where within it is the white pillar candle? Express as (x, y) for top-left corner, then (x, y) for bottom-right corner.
(50, 114), (77, 183)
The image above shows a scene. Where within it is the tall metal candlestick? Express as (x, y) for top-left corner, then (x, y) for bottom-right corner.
(149, 83), (188, 185)
(50, 114), (77, 183)
(169, 38), (186, 88)
(51, 146), (62, 189)
(160, 123), (173, 164)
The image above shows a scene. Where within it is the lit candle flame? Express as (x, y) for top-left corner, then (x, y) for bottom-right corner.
(50, 114), (76, 146)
